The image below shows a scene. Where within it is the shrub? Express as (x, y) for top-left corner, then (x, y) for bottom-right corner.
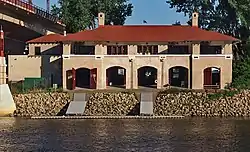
(207, 89), (239, 100)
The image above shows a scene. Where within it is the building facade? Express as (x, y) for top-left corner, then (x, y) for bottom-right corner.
(7, 12), (239, 90)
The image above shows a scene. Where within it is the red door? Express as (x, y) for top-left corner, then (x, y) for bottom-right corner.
(204, 68), (212, 85)
(90, 68), (97, 89)
(72, 68), (76, 90)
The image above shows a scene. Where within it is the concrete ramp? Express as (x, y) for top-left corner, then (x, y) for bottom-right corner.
(73, 93), (86, 101)
(0, 84), (16, 116)
(140, 92), (154, 116)
(66, 93), (87, 115)
(66, 101), (87, 115)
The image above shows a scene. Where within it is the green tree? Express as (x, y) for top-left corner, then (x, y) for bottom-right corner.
(166, 0), (250, 60)
(166, 0), (250, 88)
(232, 58), (250, 88)
(51, 0), (133, 33)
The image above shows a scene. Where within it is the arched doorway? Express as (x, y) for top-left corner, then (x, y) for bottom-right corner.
(74, 68), (97, 89)
(106, 66), (126, 88)
(138, 66), (157, 88)
(203, 67), (220, 89)
(76, 68), (90, 88)
(169, 66), (188, 88)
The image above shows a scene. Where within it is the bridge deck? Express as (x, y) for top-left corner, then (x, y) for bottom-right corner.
(0, 0), (64, 25)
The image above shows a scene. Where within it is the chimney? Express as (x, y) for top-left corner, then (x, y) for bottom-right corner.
(98, 12), (105, 26)
(0, 26), (4, 57)
(64, 30), (67, 36)
(192, 12), (199, 27)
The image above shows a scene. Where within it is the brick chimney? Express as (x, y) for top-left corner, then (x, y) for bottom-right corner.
(98, 12), (105, 27)
(192, 12), (199, 27)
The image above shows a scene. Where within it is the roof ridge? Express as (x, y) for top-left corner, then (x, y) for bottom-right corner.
(27, 25), (239, 43)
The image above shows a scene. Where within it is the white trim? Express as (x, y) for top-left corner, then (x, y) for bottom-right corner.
(104, 55), (129, 57)
(135, 54), (191, 57)
(65, 54), (95, 57)
(62, 55), (71, 59)
(199, 54), (233, 57)
(225, 54), (233, 59)
(192, 55), (199, 59)
(95, 55), (104, 60)
(128, 55), (135, 60)
(67, 54), (192, 57)
(64, 54), (232, 58)
(159, 56), (166, 60)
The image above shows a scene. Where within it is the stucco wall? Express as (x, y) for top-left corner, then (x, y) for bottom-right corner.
(192, 55), (232, 89)
(29, 43), (62, 55)
(10, 40), (234, 90)
(162, 56), (190, 87)
(8, 55), (41, 81)
(62, 55), (192, 89)
(8, 55), (62, 85)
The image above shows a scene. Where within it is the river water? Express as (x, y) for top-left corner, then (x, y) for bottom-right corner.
(0, 118), (250, 152)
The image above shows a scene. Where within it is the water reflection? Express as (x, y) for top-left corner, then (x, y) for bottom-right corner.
(0, 118), (250, 151)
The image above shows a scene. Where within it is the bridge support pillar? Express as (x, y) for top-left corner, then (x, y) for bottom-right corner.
(0, 27), (6, 84)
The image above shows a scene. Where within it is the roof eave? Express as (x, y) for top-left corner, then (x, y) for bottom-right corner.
(27, 41), (60, 44)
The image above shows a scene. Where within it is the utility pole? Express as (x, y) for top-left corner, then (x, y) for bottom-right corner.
(47, 0), (50, 12)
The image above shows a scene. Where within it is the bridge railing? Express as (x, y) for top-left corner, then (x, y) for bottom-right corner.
(0, 0), (63, 25)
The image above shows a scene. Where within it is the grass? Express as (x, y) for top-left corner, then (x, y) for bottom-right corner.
(207, 89), (240, 100)
(9, 81), (242, 101)
(10, 86), (66, 94)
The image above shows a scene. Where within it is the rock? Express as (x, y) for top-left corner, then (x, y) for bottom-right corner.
(154, 90), (250, 117)
(84, 92), (139, 116)
(13, 89), (250, 117)
(13, 92), (70, 117)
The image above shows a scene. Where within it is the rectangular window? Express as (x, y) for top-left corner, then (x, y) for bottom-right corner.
(173, 68), (179, 73)
(118, 69), (125, 75)
(107, 45), (128, 55)
(137, 45), (158, 54)
(167, 45), (189, 54)
(72, 43), (95, 55)
(173, 74), (179, 78)
(200, 45), (222, 54)
(35, 47), (41, 55)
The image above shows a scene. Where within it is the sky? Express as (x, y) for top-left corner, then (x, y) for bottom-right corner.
(33, 0), (188, 25)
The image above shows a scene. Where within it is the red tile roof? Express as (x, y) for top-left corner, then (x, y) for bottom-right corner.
(28, 25), (239, 43)
(27, 34), (64, 43)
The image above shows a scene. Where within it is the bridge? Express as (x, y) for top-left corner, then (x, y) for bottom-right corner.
(0, 0), (65, 54)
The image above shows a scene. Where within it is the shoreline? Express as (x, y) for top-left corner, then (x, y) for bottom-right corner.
(30, 115), (185, 119)
(11, 89), (250, 117)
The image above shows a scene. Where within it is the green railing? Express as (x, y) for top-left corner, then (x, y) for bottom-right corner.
(8, 77), (60, 94)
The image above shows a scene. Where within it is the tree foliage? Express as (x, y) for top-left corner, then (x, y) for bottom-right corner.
(166, 0), (250, 60)
(51, 0), (133, 33)
(166, 0), (250, 88)
(232, 58), (250, 88)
